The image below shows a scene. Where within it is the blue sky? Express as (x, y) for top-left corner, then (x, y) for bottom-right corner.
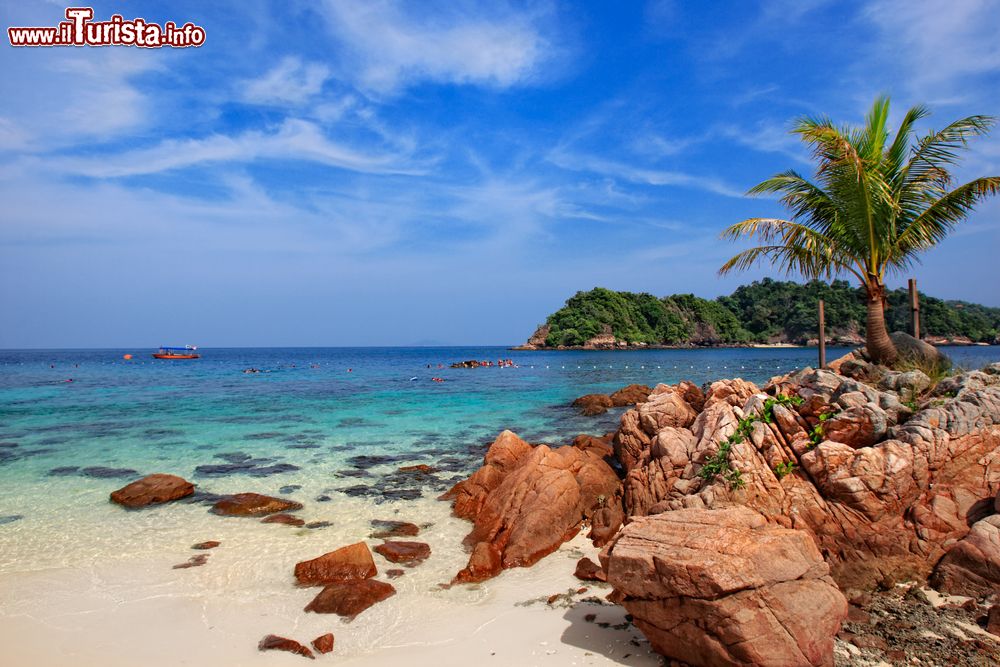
(1, 0), (999, 348)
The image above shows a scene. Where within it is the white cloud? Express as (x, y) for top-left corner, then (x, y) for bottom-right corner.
(49, 119), (425, 178)
(864, 0), (1000, 97)
(318, 0), (555, 93)
(242, 57), (331, 105)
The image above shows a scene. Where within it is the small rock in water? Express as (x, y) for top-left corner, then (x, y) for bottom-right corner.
(374, 541), (431, 564)
(48, 466), (79, 476)
(261, 513), (305, 527)
(258, 634), (314, 660)
(315, 495), (332, 502)
(295, 542), (377, 586)
(173, 554), (209, 569)
(110, 474), (195, 508)
(192, 541), (220, 550)
(0, 515), (24, 526)
(304, 579), (396, 618)
(370, 519), (420, 538)
(279, 484), (302, 494)
(211, 493), (302, 517)
(305, 521), (333, 530)
(385, 569), (405, 579)
(311, 633), (335, 654)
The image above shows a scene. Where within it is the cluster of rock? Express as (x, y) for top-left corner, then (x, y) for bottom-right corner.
(109, 472), (434, 659)
(445, 357), (1000, 665)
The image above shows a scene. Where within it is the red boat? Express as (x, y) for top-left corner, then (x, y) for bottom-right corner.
(152, 345), (200, 360)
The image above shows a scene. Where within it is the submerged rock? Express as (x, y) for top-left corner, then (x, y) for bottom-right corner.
(258, 634), (314, 660)
(603, 507), (846, 667)
(304, 579), (396, 618)
(210, 493), (302, 517)
(173, 554), (209, 569)
(110, 474), (195, 508)
(191, 541), (219, 550)
(373, 541), (430, 564)
(261, 513), (305, 526)
(370, 519), (419, 538)
(294, 542), (377, 586)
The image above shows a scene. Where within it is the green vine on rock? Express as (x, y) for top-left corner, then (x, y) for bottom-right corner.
(699, 393), (802, 490)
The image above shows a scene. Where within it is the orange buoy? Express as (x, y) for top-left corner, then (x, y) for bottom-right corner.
(123, 354), (133, 360)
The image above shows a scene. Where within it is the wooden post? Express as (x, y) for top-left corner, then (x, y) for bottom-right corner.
(909, 278), (920, 339)
(818, 299), (826, 369)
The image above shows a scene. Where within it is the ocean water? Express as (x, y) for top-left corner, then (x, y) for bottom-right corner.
(2, 345), (999, 663)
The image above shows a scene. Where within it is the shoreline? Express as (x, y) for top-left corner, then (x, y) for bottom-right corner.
(510, 341), (997, 351)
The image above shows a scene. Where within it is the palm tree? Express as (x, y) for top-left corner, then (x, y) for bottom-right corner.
(719, 97), (1000, 365)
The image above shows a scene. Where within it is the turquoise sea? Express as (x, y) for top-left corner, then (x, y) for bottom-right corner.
(3, 345), (1000, 518)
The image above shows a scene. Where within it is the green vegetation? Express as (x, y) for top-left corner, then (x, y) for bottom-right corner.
(699, 394), (804, 490)
(719, 96), (1000, 365)
(773, 461), (797, 479)
(539, 280), (1000, 347)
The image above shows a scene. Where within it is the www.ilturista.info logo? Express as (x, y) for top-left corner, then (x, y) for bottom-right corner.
(8, 7), (205, 48)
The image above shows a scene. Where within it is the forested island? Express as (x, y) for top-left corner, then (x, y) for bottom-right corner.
(518, 279), (1000, 349)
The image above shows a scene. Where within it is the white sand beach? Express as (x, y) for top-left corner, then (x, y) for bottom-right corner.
(0, 489), (656, 666)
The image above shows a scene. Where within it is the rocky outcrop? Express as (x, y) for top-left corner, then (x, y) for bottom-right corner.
(210, 493), (302, 517)
(109, 474), (194, 508)
(610, 365), (1000, 593)
(294, 542), (377, 586)
(931, 514), (1000, 598)
(304, 579), (396, 618)
(443, 430), (621, 582)
(258, 634), (314, 660)
(602, 507), (846, 666)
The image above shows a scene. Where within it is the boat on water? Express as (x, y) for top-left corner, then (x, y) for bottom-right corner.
(152, 345), (200, 360)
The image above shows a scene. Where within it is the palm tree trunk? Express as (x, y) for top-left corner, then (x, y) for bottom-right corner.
(865, 290), (897, 366)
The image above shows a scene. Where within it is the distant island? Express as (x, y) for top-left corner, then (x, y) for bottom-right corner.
(516, 279), (1000, 350)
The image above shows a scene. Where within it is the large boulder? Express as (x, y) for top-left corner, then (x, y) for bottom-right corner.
(444, 430), (621, 582)
(211, 493), (302, 517)
(110, 474), (194, 508)
(294, 542), (377, 586)
(602, 507), (846, 667)
(930, 514), (1000, 598)
(888, 331), (950, 370)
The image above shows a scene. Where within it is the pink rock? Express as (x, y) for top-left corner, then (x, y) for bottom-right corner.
(211, 493), (302, 517)
(304, 579), (396, 619)
(603, 507), (846, 667)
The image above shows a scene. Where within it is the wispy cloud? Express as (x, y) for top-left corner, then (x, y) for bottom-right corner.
(49, 119), (426, 178)
(316, 0), (558, 94)
(242, 57), (331, 106)
(548, 150), (745, 198)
